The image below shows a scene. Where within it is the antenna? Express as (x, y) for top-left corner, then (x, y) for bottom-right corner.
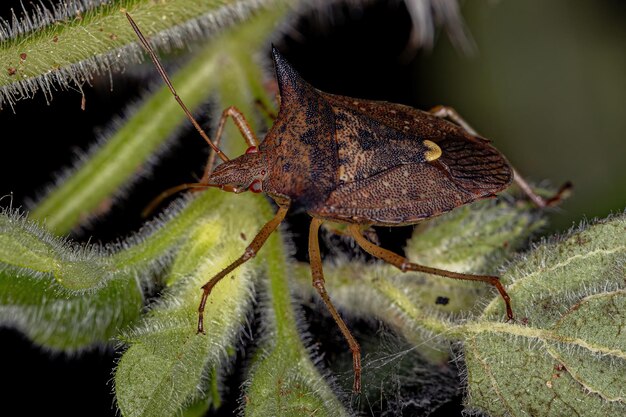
(125, 12), (229, 163)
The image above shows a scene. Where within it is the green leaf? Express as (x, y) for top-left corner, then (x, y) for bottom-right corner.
(115, 193), (265, 417)
(244, 341), (348, 417)
(181, 394), (214, 417)
(0, 266), (142, 351)
(243, 226), (348, 417)
(0, 210), (143, 350)
(0, 0), (287, 108)
(463, 214), (626, 416)
(0, 189), (229, 351)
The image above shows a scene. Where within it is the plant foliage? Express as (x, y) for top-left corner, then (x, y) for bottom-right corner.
(0, 1), (624, 416)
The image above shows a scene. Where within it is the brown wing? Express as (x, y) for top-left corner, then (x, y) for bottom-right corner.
(261, 49), (510, 217)
(306, 92), (512, 224)
(309, 133), (512, 226)
(320, 92), (508, 185)
(433, 136), (512, 193)
(322, 92), (475, 142)
(326, 99), (433, 185)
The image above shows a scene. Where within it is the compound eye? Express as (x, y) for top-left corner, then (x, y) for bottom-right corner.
(245, 146), (258, 154)
(248, 179), (263, 193)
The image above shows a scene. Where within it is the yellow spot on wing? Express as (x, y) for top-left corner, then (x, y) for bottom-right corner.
(423, 140), (442, 161)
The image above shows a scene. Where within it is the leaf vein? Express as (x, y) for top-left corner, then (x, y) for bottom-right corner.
(508, 246), (626, 291)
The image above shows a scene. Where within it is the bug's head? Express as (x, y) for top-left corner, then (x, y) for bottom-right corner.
(208, 147), (268, 193)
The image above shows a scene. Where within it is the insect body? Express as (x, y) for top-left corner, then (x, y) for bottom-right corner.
(127, 13), (566, 393)
(220, 50), (512, 224)
(197, 48), (514, 393)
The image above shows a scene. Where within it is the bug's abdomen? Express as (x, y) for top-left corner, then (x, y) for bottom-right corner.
(312, 163), (467, 225)
(312, 137), (511, 226)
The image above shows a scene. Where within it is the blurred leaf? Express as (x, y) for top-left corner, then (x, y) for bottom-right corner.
(0, 0), (287, 108)
(405, 198), (543, 274)
(0, 188), (233, 351)
(0, 209), (142, 350)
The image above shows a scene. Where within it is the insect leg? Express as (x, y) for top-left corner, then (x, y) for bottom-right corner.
(510, 168), (572, 208)
(322, 223), (381, 246)
(201, 106), (260, 183)
(197, 204), (289, 334)
(254, 98), (278, 121)
(309, 218), (362, 393)
(348, 224), (513, 321)
(429, 105), (572, 207)
(429, 105), (479, 136)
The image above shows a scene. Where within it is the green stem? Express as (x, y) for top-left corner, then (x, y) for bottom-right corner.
(262, 214), (300, 342)
(0, 0), (286, 106)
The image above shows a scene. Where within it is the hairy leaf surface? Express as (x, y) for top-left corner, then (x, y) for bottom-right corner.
(464, 214), (626, 416)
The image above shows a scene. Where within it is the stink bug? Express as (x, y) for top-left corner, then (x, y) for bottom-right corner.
(126, 14), (569, 393)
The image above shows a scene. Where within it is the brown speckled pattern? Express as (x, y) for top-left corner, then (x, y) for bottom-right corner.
(315, 162), (476, 225)
(261, 49), (338, 209)
(330, 102), (430, 184)
(260, 48), (512, 224)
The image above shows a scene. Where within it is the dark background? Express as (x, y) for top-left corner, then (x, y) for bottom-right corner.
(0, 1), (624, 416)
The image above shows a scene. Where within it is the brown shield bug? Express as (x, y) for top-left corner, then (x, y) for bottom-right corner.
(126, 14), (569, 393)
